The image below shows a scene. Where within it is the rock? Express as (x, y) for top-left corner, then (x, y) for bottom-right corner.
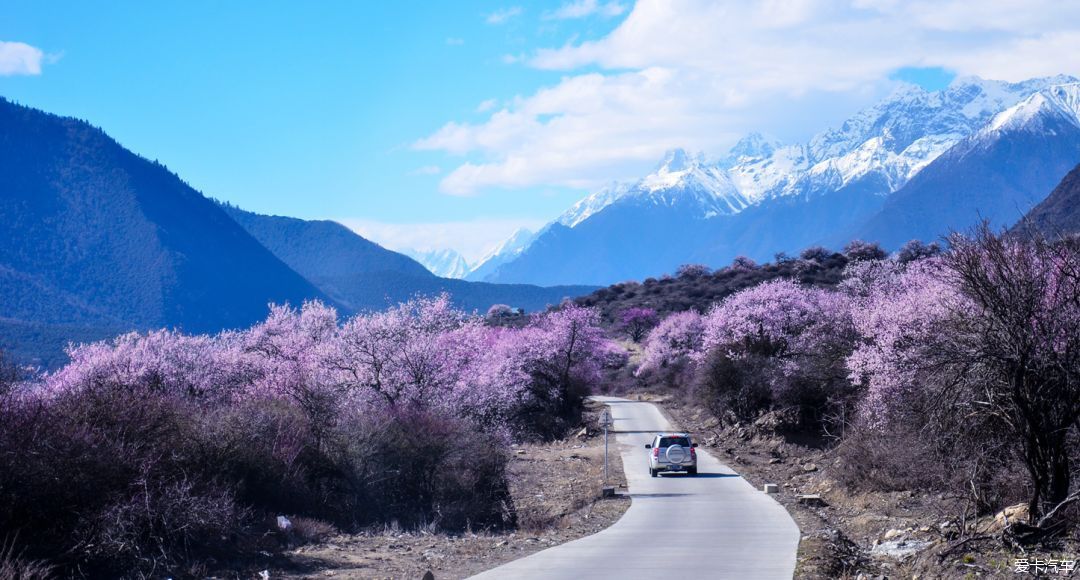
(801, 463), (818, 473)
(276, 515), (292, 531)
(702, 416), (720, 429)
(797, 494), (828, 507)
(991, 503), (1029, 531)
(870, 539), (932, 560)
(422, 572), (435, 580)
(575, 427), (589, 439)
(882, 528), (906, 541)
(493, 540), (508, 548)
(763, 483), (779, 494)
(752, 408), (802, 433)
(515, 449), (526, 455)
(768, 458), (782, 464)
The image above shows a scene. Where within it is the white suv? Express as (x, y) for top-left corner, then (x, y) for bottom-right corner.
(645, 433), (698, 477)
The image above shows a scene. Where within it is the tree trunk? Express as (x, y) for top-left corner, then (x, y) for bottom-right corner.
(1024, 425), (1071, 523)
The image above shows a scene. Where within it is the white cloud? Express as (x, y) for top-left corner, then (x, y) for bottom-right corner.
(485, 6), (523, 25)
(476, 98), (498, 112)
(418, 0), (1080, 195)
(339, 217), (546, 263)
(0, 41), (47, 76)
(545, 0), (627, 20)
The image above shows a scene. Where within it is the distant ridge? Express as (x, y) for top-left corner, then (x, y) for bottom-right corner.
(1012, 162), (1080, 240)
(0, 97), (332, 365)
(221, 205), (597, 314)
(0, 98), (596, 366)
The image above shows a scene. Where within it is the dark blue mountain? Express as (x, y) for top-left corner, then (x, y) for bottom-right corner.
(1011, 163), (1080, 240)
(0, 98), (333, 365)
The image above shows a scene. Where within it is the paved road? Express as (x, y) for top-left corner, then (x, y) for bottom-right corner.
(469, 396), (800, 580)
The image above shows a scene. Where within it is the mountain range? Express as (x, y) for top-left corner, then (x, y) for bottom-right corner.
(472, 75), (1080, 286)
(222, 205), (593, 315)
(404, 248), (471, 279)
(5, 73), (1080, 365)
(0, 98), (592, 366)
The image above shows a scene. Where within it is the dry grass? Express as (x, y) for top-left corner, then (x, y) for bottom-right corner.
(275, 401), (630, 579)
(0, 539), (54, 580)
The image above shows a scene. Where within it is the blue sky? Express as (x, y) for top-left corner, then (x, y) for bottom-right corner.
(3, 1), (1079, 261)
(0, 1), (624, 258)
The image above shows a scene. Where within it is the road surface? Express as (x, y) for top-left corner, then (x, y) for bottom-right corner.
(469, 396), (800, 580)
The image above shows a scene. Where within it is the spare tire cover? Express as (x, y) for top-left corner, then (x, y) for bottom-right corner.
(666, 444), (687, 464)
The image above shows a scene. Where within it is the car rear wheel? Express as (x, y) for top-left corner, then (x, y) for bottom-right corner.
(649, 468), (658, 477)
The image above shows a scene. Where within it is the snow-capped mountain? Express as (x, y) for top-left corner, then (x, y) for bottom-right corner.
(404, 248), (471, 279)
(556, 182), (632, 228)
(848, 82), (1080, 249)
(465, 227), (537, 281)
(554, 149), (752, 227)
(981, 82), (1080, 135)
(478, 75), (1080, 286)
(718, 132), (783, 168)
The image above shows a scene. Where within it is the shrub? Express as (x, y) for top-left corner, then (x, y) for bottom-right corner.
(637, 311), (705, 377)
(799, 246), (832, 262)
(0, 295), (611, 574)
(694, 347), (774, 422)
(896, 239), (941, 264)
(843, 239), (887, 262)
(676, 264), (711, 278)
(731, 256), (759, 271)
(617, 307), (659, 342)
(848, 226), (1080, 524)
(697, 279), (859, 432)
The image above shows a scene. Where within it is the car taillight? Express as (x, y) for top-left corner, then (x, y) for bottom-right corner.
(690, 447), (697, 460)
(652, 447), (659, 458)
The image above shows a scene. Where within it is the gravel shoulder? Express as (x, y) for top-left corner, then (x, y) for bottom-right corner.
(273, 400), (630, 580)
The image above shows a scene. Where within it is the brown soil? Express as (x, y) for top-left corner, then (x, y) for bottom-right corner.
(273, 400), (630, 580)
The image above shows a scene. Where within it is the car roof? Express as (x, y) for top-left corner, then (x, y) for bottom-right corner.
(655, 432), (691, 438)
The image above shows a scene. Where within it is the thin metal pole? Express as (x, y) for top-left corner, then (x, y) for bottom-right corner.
(604, 425), (609, 483)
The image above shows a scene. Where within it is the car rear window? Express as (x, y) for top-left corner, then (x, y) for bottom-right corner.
(658, 436), (690, 448)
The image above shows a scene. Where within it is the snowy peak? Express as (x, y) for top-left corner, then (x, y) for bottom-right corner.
(656, 148), (695, 172)
(481, 227), (536, 262)
(806, 75), (1077, 165)
(631, 149), (750, 216)
(642, 148), (709, 191)
(555, 149), (752, 230)
(404, 248), (471, 279)
(985, 83), (1080, 135)
(465, 227), (539, 281)
(720, 132), (783, 167)
(557, 181), (633, 228)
